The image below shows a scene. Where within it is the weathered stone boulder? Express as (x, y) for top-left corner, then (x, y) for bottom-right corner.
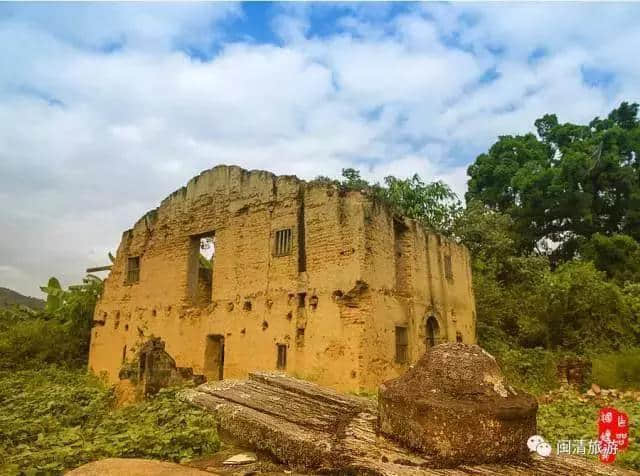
(378, 343), (537, 467)
(67, 458), (211, 475)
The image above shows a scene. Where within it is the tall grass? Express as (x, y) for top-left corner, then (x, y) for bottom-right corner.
(592, 348), (640, 389)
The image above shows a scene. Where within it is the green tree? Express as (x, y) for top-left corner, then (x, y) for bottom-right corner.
(381, 175), (461, 235)
(467, 102), (640, 260)
(337, 168), (462, 235)
(453, 202), (640, 354)
(622, 283), (640, 340)
(453, 200), (518, 270)
(546, 261), (634, 352)
(0, 275), (103, 369)
(454, 202), (549, 350)
(580, 233), (640, 285)
(340, 168), (370, 190)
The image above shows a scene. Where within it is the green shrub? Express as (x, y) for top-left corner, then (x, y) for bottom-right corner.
(495, 347), (560, 395)
(0, 275), (102, 371)
(0, 318), (88, 370)
(0, 368), (219, 474)
(592, 348), (640, 390)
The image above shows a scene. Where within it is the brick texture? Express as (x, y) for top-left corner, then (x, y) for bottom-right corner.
(89, 165), (476, 392)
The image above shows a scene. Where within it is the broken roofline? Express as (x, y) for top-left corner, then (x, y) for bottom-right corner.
(90, 161), (477, 392)
(122, 164), (452, 243)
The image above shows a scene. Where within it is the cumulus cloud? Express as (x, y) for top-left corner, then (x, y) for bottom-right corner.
(0, 3), (639, 296)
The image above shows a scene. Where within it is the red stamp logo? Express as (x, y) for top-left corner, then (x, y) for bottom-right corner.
(598, 407), (630, 464)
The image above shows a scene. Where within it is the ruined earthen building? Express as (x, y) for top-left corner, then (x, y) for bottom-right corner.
(89, 165), (476, 392)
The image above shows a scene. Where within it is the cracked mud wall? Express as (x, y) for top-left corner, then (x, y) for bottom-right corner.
(88, 165), (476, 392)
(356, 198), (477, 390)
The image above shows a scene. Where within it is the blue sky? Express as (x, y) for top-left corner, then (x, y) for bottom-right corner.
(1, 2), (639, 296)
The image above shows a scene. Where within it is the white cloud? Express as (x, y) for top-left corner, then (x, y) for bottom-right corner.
(0, 3), (639, 296)
(0, 3), (241, 51)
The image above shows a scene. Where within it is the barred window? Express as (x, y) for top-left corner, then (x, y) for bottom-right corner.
(395, 326), (408, 363)
(444, 254), (453, 280)
(126, 257), (140, 284)
(274, 228), (292, 256)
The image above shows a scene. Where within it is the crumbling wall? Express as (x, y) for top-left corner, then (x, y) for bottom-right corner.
(357, 199), (477, 390)
(117, 337), (205, 399)
(89, 166), (370, 391)
(88, 165), (476, 393)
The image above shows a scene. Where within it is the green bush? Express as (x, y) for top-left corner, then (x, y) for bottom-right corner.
(592, 348), (640, 390)
(0, 368), (219, 474)
(0, 317), (87, 370)
(0, 275), (102, 371)
(494, 347), (560, 395)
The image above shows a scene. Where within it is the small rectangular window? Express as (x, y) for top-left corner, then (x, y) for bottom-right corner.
(126, 257), (140, 284)
(444, 254), (453, 280)
(395, 326), (408, 363)
(276, 344), (287, 370)
(297, 292), (306, 308)
(274, 228), (292, 256)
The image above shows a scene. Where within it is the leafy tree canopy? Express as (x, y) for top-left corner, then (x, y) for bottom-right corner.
(580, 233), (640, 285)
(455, 203), (640, 354)
(467, 102), (640, 260)
(321, 168), (462, 235)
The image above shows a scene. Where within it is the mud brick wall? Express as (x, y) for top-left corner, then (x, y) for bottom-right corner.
(89, 165), (476, 392)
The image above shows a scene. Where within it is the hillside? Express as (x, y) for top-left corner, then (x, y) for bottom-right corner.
(0, 287), (44, 310)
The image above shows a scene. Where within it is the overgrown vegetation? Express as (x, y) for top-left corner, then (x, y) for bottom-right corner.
(462, 102), (640, 392)
(592, 349), (640, 390)
(539, 394), (640, 470)
(327, 102), (640, 392)
(0, 277), (220, 474)
(0, 368), (219, 474)
(315, 167), (462, 235)
(0, 276), (100, 370)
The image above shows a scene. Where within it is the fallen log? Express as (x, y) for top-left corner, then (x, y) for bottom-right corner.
(180, 372), (636, 475)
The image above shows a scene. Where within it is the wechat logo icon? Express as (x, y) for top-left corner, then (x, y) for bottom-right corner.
(527, 435), (552, 458)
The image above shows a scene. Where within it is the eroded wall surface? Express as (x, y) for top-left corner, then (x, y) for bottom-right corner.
(89, 165), (476, 392)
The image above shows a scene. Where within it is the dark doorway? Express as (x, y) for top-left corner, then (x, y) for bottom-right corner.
(204, 334), (224, 381)
(426, 316), (440, 349)
(276, 344), (287, 370)
(395, 326), (408, 363)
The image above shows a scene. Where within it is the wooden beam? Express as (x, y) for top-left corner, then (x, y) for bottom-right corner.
(86, 265), (112, 273)
(182, 372), (632, 476)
